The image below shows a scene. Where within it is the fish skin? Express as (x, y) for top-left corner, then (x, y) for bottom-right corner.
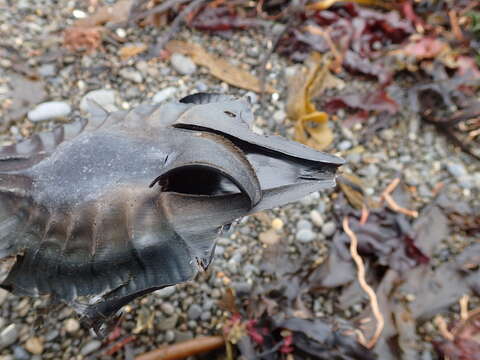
(0, 93), (343, 334)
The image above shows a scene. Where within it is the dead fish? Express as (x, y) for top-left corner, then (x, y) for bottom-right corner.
(0, 93), (343, 333)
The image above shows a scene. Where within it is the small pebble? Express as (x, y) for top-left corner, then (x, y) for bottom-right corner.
(165, 330), (175, 343)
(152, 87), (177, 104)
(27, 101), (71, 122)
(24, 337), (43, 355)
(271, 218), (284, 231)
(273, 110), (285, 124)
(119, 68), (143, 83)
(296, 228), (315, 243)
(297, 219), (312, 230)
(338, 140), (352, 151)
(12, 346), (29, 360)
(160, 302), (175, 316)
(171, 53), (196, 75)
(187, 304), (202, 320)
(63, 318), (80, 333)
(0, 324), (19, 350)
(259, 229), (279, 245)
(310, 210), (324, 228)
(80, 89), (117, 112)
(322, 221), (337, 237)
(80, 340), (101, 356)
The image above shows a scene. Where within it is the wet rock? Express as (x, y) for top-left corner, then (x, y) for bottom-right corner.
(80, 340), (101, 356)
(152, 87), (177, 103)
(80, 89), (117, 112)
(0, 324), (19, 350)
(170, 53), (196, 75)
(119, 67), (143, 83)
(27, 101), (71, 122)
(187, 304), (202, 320)
(24, 337), (43, 355)
(322, 221), (337, 237)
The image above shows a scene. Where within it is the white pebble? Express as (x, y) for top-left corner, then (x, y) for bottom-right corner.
(27, 101), (71, 122)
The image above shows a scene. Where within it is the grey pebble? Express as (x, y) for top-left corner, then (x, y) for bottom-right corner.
(187, 304), (202, 320)
(13, 346), (30, 360)
(297, 219), (312, 230)
(80, 340), (101, 356)
(44, 330), (59, 342)
(160, 302), (175, 316)
(0, 324), (19, 350)
(273, 110), (286, 124)
(0, 289), (8, 306)
(158, 315), (178, 331)
(165, 330), (175, 343)
(322, 221), (337, 237)
(338, 140), (352, 151)
(152, 87), (177, 104)
(119, 67), (143, 83)
(310, 210), (324, 228)
(171, 53), (196, 75)
(195, 81), (208, 92)
(214, 245), (224, 257)
(246, 46), (260, 58)
(296, 228), (315, 243)
(38, 64), (56, 77)
(80, 89), (117, 112)
(200, 312), (211, 321)
(27, 101), (71, 122)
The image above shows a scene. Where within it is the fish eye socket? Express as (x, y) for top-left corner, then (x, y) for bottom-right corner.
(155, 166), (240, 196)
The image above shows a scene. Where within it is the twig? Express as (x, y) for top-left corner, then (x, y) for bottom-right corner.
(148, 0), (208, 58)
(381, 178), (418, 218)
(135, 336), (225, 360)
(343, 217), (384, 349)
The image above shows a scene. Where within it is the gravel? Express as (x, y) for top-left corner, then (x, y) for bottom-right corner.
(119, 67), (143, 84)
(27, 101), (71, 122)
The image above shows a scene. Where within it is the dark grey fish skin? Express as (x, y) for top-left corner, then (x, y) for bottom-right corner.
(0, 93), (343, 333)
